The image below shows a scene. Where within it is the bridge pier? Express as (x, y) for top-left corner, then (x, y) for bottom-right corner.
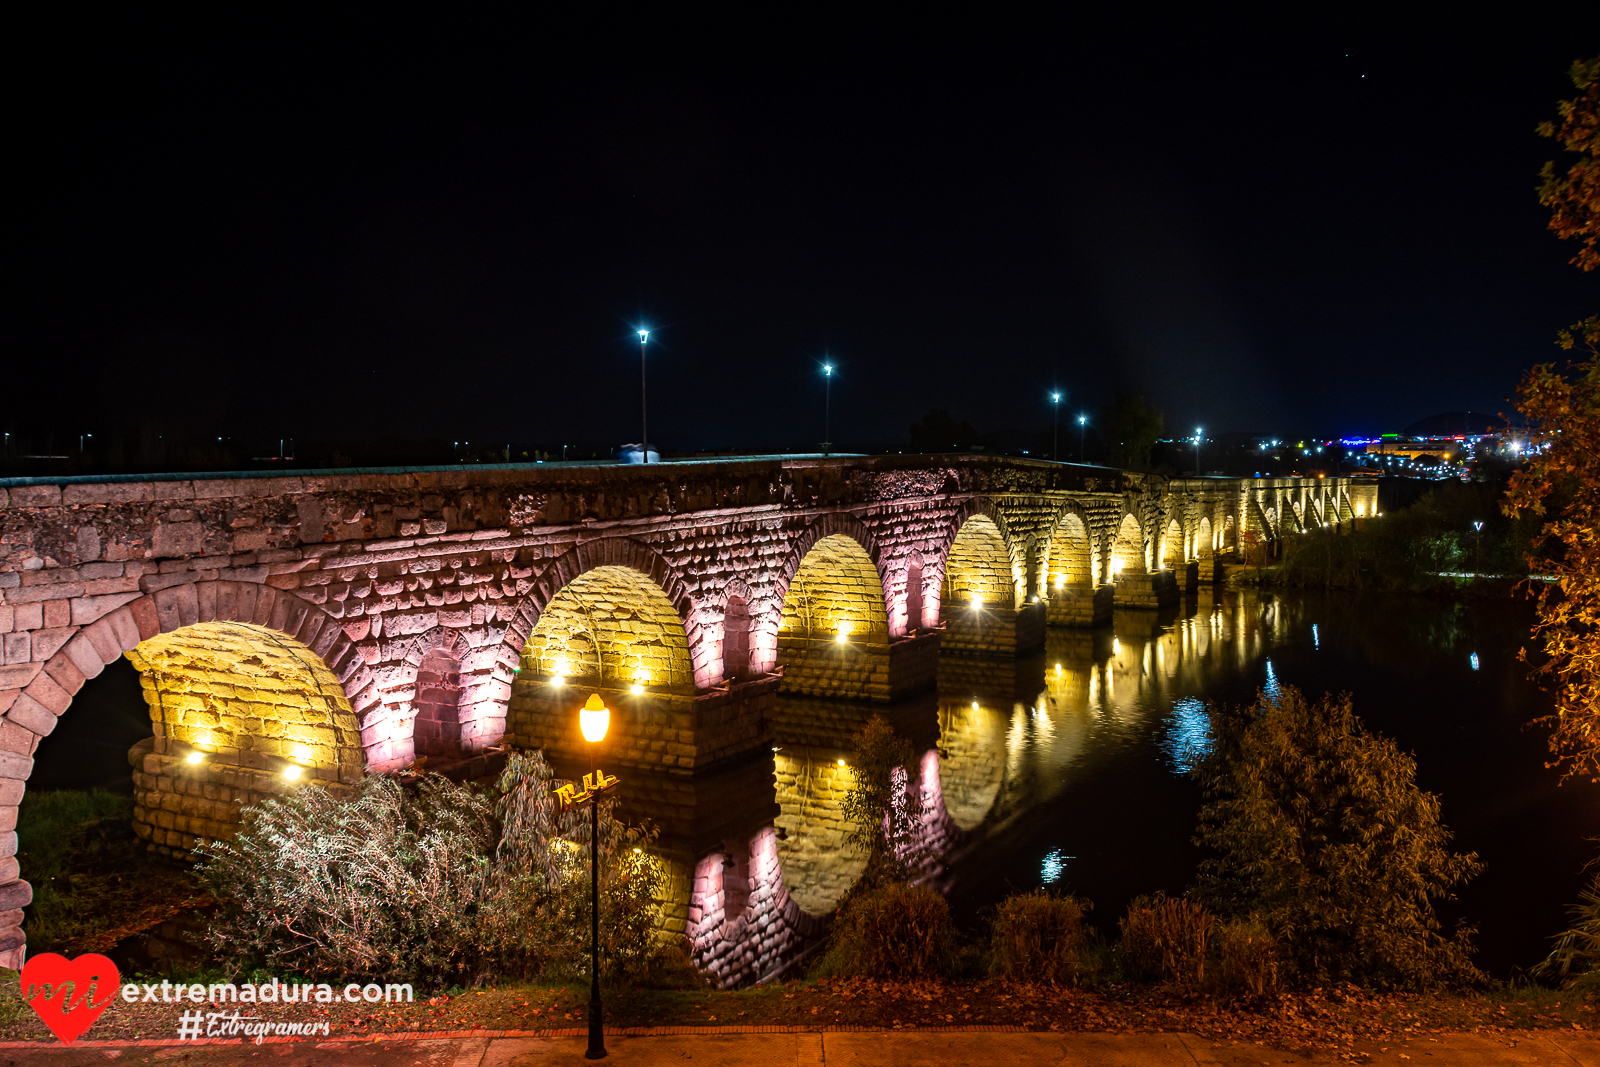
(940, 602), (1046, 656)
(1112, 569), (1180, 610)
(1044, 583), (1112, 627)
(1170, 560), (1200, 594)
(775, 630), (940, 702)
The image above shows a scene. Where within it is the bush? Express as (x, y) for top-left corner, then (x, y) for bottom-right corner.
(1534, 872), (1600, 988)
(814, 883), (952, 979)
(988, 890), (1091, 985)
(1118, 893), (1212, 985)
(1211, 918), (1279, 998)
(1191, 685), (1484, 991)
(196, 750), (668, 987)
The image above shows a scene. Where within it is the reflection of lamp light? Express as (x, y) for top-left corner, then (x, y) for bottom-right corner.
(580, 693), (610, 743)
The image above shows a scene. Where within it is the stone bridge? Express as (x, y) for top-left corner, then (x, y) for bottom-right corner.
(0, 455), (1374, 979)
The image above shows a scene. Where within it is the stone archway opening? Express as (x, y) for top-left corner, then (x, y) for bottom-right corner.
(1196, 516), (1215, 557)
(1159, 518), (1185, 570)
(1111, 514), (1145, 578)
(779, 535), (890, 647)
(942, 515), (1015, 613)
(125, 621), (364, 856)
(1047, 513), (1093, 591)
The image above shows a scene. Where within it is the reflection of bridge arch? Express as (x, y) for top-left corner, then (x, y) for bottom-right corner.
(936, 698), (1008, 830)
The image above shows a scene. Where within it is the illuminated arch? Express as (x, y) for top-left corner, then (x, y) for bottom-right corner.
(941, 514), (1016, 612)
(1196, 516), (1215, 557)
(1110, 513), (1145, 577)
(520, 565), (695, 690)
(777, 534), (890, 647)
(1045, 508), (1094, 591)
(1158, 517), (1185, 570)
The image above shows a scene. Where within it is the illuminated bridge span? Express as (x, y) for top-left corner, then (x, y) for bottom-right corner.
(0, 456), (1373, 977)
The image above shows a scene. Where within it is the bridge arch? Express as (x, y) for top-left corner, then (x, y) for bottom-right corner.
(1195, 515), (1215, 557)
(940, 513), (1018, 614)
(777, 533), (890, 649)
(519, 565), (696, 690)
(1158, 516), (1186, 570)
(1110, 512), (1146, 577)
(1044, 504), (1096, 591)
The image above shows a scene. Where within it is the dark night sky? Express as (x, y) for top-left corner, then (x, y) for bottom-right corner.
(8, 8), (1598, 455)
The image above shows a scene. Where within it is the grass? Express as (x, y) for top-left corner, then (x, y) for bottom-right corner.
(17, 789), (212, 958)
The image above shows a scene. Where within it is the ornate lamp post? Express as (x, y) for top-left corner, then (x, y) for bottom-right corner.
(556, 693), (621, 1060)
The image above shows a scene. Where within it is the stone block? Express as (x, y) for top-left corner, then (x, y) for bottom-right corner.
(5, 694), (55, 736)
(6, 486), (60, 508)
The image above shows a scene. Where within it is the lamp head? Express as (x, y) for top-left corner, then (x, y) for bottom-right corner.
(580, 693), (610, 744)
(823, 363), (832, 376)
(638, 329), (649, 342)
(1051, 392), (1060, 402)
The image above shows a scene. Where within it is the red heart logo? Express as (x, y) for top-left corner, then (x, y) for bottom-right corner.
(20, 953), (121, 1045)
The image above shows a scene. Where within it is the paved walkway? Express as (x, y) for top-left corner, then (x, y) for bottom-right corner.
(2, 1029), (1598, 1065)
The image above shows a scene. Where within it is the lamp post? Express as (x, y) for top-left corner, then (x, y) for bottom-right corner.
(572, 692), (618, 1060)
(1078, 414), (1086, 464)
(1473, 520), (1484, 576)
(637, 330), (650, 464)
(822, 363), (833, 455)
(1051, 392), (1061, 461)
(1194, 427), (1203, 477)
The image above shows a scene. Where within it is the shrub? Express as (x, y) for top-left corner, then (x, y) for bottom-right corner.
(1211, 917), (1279, 998)
(1118, 893), (1212, 985)
(1191, 685), (1484, 990)
(815, 883), (952, 979)
(988, 890), (1091, 985)
(197, 750), (668, 987)
(1534, 871), (1600, 988)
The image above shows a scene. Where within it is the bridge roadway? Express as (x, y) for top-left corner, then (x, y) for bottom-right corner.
(0, 454), (1375, 981)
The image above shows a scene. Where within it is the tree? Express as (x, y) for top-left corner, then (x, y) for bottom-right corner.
(1504, 54), (1600, 780)
(1100, 393), (1163, 470)
(840, 714), (925, 890)
(1538, 56), (1600, 273)
(1191, 685), (1483, 990)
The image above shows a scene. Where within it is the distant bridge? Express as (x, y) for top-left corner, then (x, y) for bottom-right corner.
(0, 455), (1374, 979)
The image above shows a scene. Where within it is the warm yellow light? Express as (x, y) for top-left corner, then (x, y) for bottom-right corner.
(971, 701), (979, 711)
(630, 683), (644, 696)
(283, 764), (302, 781)
(185, 751), (204, 766)
(1054, 575), (1066, 588)
(835, 622), (850, 644)
(970, 594), (982, 608)
(551, 675), (565, 687)
(580, 693), (610, 743)
(1055, 663), (1062, 674)
(837, 759), (846, 767)
(1110, 558), (1125, 575)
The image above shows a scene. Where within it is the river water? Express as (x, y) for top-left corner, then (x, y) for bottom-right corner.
(917, 588), (1600, 979)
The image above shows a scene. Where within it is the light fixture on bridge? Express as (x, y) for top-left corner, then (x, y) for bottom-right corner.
(630, 683), (644, 696)
(283, 764), (302, 781)
(580, 693), (611, 744)
(186, 751), (204, 766)
(837, 758), (846, 767)
(971, 701), (979, 712)
(835, 622), (851, 644)
(969, 594), (982, 608)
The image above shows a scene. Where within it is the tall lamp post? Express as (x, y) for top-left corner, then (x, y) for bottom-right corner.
(1051, 392), (1061, 461)
(637, 330), (650, 463)
(1078, 414), (1086, 464)
(1473, 520), (1484, 576)
(1194, 427), (1203, 477)
(557, 694), (621, 1060)
(822, 363), (833, 455)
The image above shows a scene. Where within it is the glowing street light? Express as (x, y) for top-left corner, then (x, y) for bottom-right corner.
(1194, 427), (1203, 477)
(637, 329), (650, 464)
(821, 362), (836, 454)
(1078, 414), (1087, 464)
(1051, 392), (1062, 462)
(578, 692), (614, 1059)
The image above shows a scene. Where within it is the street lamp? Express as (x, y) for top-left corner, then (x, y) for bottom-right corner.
(637, 330), (650, 464)
(1051, 392), (1061, 462)
(1472, 520), (1484, 576)
(565, 692), (620, 1060)
(822, 363), (833, 455)
(1078, 414), (1086, 463)
(1194, 427), (1203, 477)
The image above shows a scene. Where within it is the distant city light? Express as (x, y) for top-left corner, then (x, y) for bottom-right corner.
(1041, 848), (1073, 884)
(1470, 652), (1480, 671)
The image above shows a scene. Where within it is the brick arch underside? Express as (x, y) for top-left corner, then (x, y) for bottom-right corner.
(1045, 509), (1095, 589)
(495, 538), (712, 693)
(774, 514), (895, 643)
(1195, 516), (1215, 556)
(1158, 517), (1186, 569)
(941, 512), (1017, 612)
(1111, 513), (1145, 574)
(519, 566), (695, 690)
(0, 579), (380, 969)
(778, 534), (890, 647)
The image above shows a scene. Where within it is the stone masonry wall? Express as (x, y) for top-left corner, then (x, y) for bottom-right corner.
(0, 457), (1364, 968)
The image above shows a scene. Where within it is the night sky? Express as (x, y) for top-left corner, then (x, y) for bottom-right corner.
(9, 8), (1598, 457)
